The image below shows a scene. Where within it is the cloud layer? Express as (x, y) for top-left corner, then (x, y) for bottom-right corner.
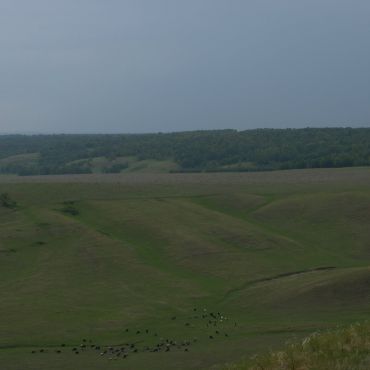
(1, 0), (369, 133)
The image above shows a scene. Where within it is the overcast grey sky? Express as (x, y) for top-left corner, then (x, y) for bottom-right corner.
(0, 0), (369, 133)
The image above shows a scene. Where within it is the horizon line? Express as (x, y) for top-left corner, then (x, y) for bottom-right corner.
(1, 125), (369, 136)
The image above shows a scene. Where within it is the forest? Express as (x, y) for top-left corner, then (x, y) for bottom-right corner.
(0, 128), (369, 175)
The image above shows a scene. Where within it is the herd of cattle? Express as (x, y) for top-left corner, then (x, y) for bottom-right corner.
(31, 308), (236, 360)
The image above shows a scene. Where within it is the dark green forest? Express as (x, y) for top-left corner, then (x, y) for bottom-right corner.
(0, 128), (369, 175)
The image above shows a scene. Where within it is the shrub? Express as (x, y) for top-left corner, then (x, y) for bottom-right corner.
(0, 193), (17, 209)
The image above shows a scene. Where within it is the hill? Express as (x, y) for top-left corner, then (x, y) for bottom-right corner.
(0, 167), (369, 369)
(0, 128), (369, 175)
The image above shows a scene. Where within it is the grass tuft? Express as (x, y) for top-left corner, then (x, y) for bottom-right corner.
(226, 322), (370, 370)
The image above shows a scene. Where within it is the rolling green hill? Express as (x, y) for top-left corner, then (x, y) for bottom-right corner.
(0, 167), (369, 369)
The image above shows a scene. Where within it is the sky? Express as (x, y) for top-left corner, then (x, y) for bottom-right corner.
(0, 0), (369, 134)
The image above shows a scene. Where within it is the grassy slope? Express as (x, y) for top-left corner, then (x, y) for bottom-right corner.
(0, 153), (39, 172)
(0, 153), (179, 174)
(67, 156), (179, 173)
(0, 168), (369, 369)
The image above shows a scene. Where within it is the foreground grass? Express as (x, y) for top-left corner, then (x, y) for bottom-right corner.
(227, 322), (370, 370)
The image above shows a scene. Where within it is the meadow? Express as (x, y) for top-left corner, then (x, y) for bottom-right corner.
(0, 167), (369, 370)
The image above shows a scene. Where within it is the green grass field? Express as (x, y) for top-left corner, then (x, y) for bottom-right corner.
(0, 168), (369, 370)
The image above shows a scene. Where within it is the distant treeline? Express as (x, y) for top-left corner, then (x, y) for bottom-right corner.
(0, 128), (369, 175)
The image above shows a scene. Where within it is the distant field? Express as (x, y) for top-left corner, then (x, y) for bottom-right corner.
(1, 166), (370, 185)
(0, 167), (369, 370)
